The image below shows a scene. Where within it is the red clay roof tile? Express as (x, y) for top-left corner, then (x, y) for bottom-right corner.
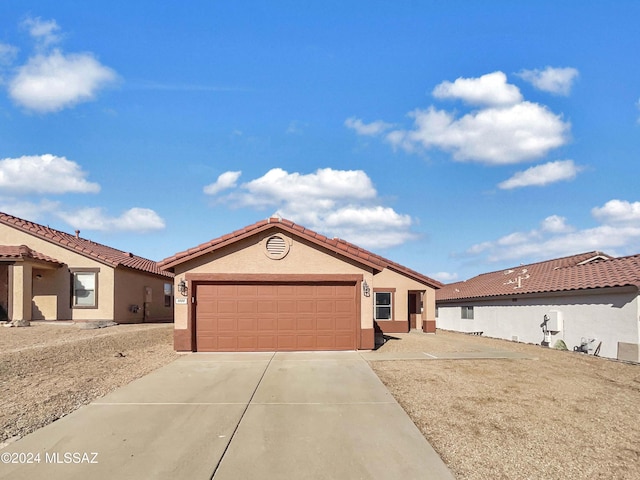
(159, 217), (442, 288)
(0, 245), (63, 266)
(0, 212), (172, 278)
(435, 251), (640, 301)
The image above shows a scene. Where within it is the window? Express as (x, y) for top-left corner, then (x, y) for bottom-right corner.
(164, 283), (173, 307)
(461, 306), (474, 319)
(374, 291), (393, 320)
(71, 270), (98, 308)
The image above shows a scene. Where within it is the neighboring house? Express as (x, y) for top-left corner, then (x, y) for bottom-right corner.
(436, 251), (640, 362)
(159, 217), (442, 352)
(0, 211), (174, 325)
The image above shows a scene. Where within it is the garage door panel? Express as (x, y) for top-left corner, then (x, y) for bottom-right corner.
(217, 336), (238, 350)
(334, 285), (355, 297)
(277, 285), (296, 296)
(296, 300), (314, 313)
(335, 300), (355, 313)
(237, 336), (258, 350)
(317, 316), (335, 330)
(257, 317), (277, 331)
(296, 317), (315, 330)
(217, 318), (238, 332)
(257, 285), (278, 296)
(218, 300), (238, 314)
(277, 317), (296, 330)
(196, 281), (357, 352)
(296, 335), (316, 350)
(335, 335), (356, 349)
(257, 336), (277, 349)
(237, 300), (257, 314)
(335, 315), (354, 331)
(316, 300), (334, 313)
(215, 285), (236, 296)
(277, 300), (296, 313)
(316, 335), (336, 349)
(237, 285), (258, 296)
(315, 285), (335, 297)
(295, 285), (315, 296)
(257, 300), (276, 313)
(237, 317), (257, 331)
(277, 335), (296, 350)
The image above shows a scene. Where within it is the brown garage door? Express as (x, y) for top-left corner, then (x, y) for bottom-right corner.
(194, 282), (357, 352)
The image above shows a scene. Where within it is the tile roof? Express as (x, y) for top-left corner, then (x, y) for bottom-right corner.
(435, 251), (640, 301)
(0, 212), (172, 278)
(159, 217), (443, 289)
(0, 245), (64, 266)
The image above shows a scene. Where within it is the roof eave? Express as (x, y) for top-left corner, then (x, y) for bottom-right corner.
(159, 222), (385, 272)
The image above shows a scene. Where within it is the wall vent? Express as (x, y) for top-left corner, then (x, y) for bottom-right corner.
(264, 234), (290, 259)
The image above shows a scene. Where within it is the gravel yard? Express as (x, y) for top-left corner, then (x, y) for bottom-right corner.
(0, 322), (177, 445)
(2, 323), (639, 480)
(370, 330), (640, 480)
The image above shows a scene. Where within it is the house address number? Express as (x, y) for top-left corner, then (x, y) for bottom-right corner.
(175, 298), (188, 305)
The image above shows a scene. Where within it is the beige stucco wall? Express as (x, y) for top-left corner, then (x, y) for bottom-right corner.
(169, 229), (440, 334)
(372, 267), (437, 327)
(0, 223), (169, 322)
(114, 268), (173, 323)
(172, 231), (375, 330)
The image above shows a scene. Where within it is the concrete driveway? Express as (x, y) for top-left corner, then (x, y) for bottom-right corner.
(1, 352), (454, 479)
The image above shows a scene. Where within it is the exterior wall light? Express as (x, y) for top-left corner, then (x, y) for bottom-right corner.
(178, 279), (188, 296)
(362, 279), (370, 297)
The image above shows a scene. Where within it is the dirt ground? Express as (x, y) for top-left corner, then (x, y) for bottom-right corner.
(2, 324), (639, 479)
(0, 322), (177, 445)
(371, 330), (640, 480)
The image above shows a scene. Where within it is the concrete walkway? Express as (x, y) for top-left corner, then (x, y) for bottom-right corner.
(0, 352), (454, 480)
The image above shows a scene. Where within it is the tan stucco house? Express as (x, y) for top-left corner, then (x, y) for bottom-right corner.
(0, 211), (174, 325)
(159, 217), (442, 352)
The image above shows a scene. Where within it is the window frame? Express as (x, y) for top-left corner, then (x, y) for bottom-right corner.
(70, 268), (100, 309)
(461, 306), (474, 319)
(164, 283), (173, 307)
(373, 288), (396, 321)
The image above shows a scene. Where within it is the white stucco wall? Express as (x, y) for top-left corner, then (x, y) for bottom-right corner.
(436, 287), (640, 360)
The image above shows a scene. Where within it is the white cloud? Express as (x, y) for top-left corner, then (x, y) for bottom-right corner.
(432, 71), (522, 107)
(215, 167), (416, 249)
(237, 167), (377, 208)
(57, 207), (165, 233)
(9, 49), (117, 112)
(350, 71), (570, 165)
(0, 198), (60, 221)
(429, 271), (459, 283)
(541, 215), (574, 233)
(498, 160), (582, 189)
(463, 201), (640, 265)
(517, 67), (579, 96)
(0, 43), (18, 65)
(22, 17), (61, 49)
(0, 154), (100, 194)
(203, 171), (242, 195)
(345, 117), (392, 136)
(592, 200), (640, 225)
(387, 101), (569, 164)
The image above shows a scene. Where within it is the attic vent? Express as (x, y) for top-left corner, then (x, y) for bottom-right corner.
(264, 234), (290, 259)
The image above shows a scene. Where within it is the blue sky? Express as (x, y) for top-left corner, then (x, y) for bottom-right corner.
(1, 1), (639, 282)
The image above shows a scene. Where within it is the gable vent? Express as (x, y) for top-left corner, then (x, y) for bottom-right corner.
(266, 235), (286, 257)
